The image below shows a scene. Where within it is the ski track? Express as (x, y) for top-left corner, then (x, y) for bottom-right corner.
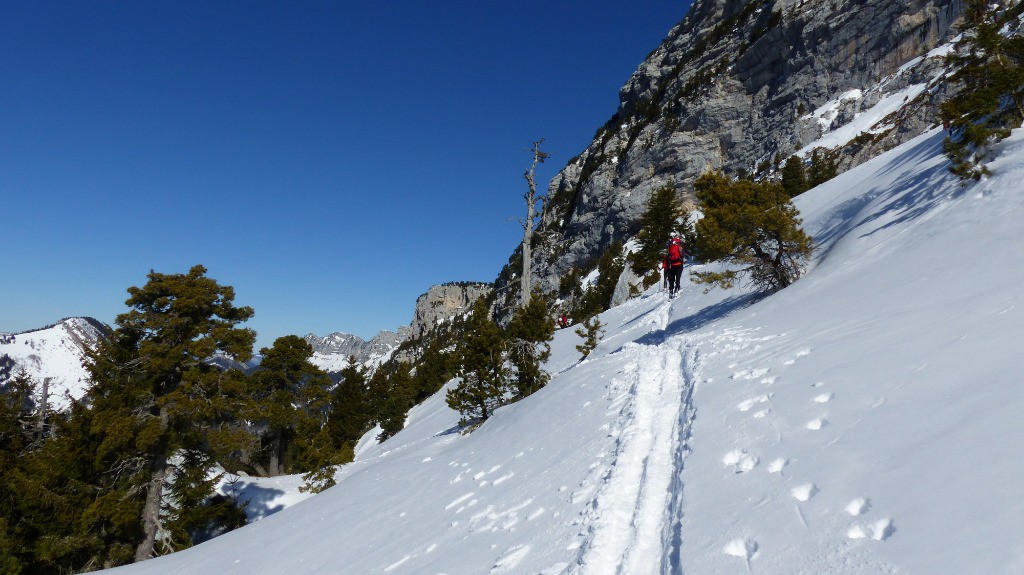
(571, 309), (700, 575)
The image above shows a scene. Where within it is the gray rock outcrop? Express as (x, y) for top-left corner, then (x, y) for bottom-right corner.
(411, 282), (493, 338)
(493, 0), (965, 316)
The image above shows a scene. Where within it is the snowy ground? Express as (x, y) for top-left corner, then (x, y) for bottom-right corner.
(107, 127), (1024, 574)
(0, 318), (102, 409)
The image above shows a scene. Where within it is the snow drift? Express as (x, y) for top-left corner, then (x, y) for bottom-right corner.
(107, 128), (1024, 574)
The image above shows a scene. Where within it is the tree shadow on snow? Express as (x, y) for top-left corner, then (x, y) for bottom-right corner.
(222, 479), (287, 521)
(814, 132), (969, 266)
(631, 293), (763, 347)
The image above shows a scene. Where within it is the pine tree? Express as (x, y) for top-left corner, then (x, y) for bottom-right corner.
(327, 359), (370, 455)
(84, 265), (255, 562)
(247, 335), (333, 476)
(412, 339), (459, 403)
(806, 148), (837, 187)
(373, 362), (415, 440)
(506, 290), (555, 400)
(940, 0), (1024, 179)
(631, 183), (681, 277)
(575, 241), (626, 320)
(0, 370), (36, 573)
(575, 317), (605, 360)
(445, 298), (509, 425)
(691, 171), (814, 292)
(780, 155), (809, 197)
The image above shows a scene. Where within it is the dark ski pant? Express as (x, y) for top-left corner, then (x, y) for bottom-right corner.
(666, 264), (683, 294)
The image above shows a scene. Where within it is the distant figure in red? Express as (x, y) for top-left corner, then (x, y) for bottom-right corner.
(664, 231), (687, 297)
(558, 313), (569, 329)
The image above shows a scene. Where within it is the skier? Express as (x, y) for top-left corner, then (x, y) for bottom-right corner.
(664, 231), (687, 297)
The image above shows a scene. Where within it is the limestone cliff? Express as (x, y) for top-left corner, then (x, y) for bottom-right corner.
(493, 0), (965, 316)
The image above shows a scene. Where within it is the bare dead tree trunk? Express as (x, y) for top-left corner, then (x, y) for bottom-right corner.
(521, 139), (549, 308)
(135, 407), (170, 562)
(135, 455), (169, 561)
(270, 430), (283, 476)
(37, 377), (50, 440)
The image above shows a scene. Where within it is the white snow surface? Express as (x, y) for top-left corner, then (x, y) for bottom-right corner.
(108, 128), (1024, 573)
(0, 317), (101, 409)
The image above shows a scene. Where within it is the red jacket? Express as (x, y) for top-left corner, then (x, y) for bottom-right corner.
(664, 238), (686, 268)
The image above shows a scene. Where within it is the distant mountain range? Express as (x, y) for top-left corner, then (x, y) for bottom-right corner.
(303, 326), (412, 373)
(1, 280), (492, 406)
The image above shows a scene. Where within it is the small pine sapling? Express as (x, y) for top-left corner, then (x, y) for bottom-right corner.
(575, 317), (605, 360)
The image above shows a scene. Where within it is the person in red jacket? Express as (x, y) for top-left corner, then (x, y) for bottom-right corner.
(663, 231), (687, 297)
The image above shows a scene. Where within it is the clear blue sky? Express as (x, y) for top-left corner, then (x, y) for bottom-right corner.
(2, 1), (691, 348)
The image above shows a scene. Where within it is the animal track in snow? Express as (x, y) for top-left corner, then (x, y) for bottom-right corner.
(845, 497), (871, 516)
(723, 538), (759, 561)
(848, 518), (895, 541)
(491, 544), (530, 572)
(737, 394), (772, 412)
(767, 458), (788, 473)
(813, 392), (834, 403)
(790, 483), (818, 502)
(783, 348), (813, 365)
(383, 555), (412, 571)
(722, 449), (759, 473)
(732, 367), (770, 380)
(806, 418), (829, 430)
(470, 499), (534, 533)
(445, 492), (474, 510)
(752, 409), (771, 419)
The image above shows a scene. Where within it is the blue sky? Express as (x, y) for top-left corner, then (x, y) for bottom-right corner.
(2, 1), (691, 348)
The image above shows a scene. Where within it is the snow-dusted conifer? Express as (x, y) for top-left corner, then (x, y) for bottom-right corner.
(445, 298), (509, 425)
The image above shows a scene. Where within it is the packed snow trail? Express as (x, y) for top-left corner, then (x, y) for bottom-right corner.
(571, 318), (701, 575)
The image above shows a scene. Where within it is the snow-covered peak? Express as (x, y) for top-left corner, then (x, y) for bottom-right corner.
(0, 317), (108, 409)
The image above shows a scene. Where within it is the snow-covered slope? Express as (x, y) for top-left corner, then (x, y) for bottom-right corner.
(107, 128), (1024, 573)
(0, 317), (106, 409)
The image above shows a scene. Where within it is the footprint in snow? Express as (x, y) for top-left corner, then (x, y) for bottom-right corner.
(790, 483), (818, 502)
(806, 418), (828, 430)
(732, 367), (770, 380)
(783, 348), (813, 365)
(723, 538), (759, 562)
(848, 518), (895, 541)
(722, 449), (759, 473)
(737, 394), (772, 412)
(491, 544), (531, 572)
(767, 458), (788, 474)
(845, 497), (871, 516)
(813, 392), (834, 403)
(383, 555), (412, 572)
(445, 492), (474, 510)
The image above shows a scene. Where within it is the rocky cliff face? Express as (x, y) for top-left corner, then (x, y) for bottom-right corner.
(411, 282), (493, 339)
(494, 0), (965, 315)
